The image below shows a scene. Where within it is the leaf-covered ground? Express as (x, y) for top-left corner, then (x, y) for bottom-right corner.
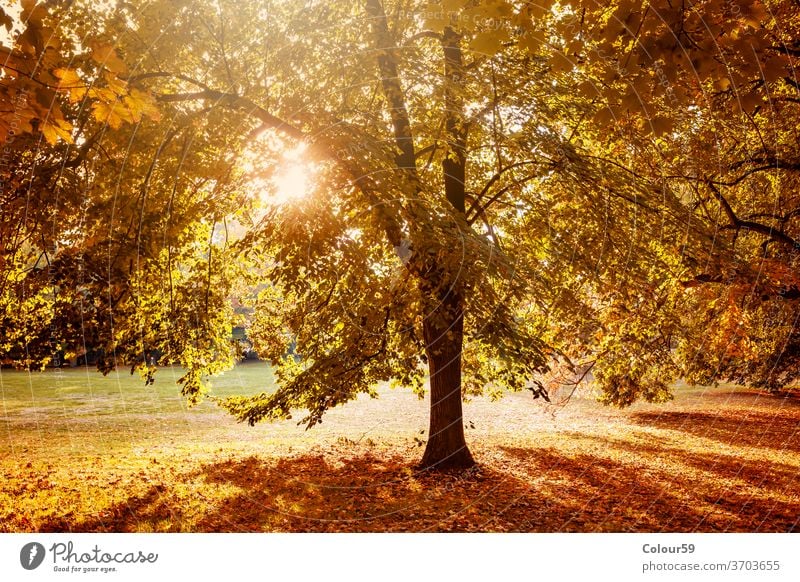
(1, 365), (798, 532)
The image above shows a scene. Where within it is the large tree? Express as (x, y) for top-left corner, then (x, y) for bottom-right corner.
(2, 0), (798, 469)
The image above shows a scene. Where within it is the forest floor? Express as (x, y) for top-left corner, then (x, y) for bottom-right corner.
(1, 363), (798, 532)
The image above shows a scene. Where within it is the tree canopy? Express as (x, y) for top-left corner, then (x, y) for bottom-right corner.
(2, 0), (799, 468)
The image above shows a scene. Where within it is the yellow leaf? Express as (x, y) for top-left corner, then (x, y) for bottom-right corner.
(577, 80), (597, 97)
(67, 86), (88, 104)
(89, 41), (128, 74)
(53, 68), (87, 103)
(621, 89), (641, 110)
(125, 88), (162, 122)
(469, 30), (508, 56)
(92, 101), (124, 129)
(103, 71), (129, 96)
(87, 87), (119, 103)
(54, 68), (81, 88)
(40, 118), (73, 144)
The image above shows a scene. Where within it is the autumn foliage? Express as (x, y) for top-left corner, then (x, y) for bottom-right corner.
(2, 0), (800, 469)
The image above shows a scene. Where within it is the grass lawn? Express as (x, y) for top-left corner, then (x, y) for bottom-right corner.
(1, 362), (798, 532)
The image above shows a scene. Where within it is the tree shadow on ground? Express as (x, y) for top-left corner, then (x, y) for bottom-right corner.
(56, 453), (552, 532)
(38, 442), (798, 532)
(704, 389), (800, 407)
(630, 410), (800, 453)
(500, 440), (799, 533)
(574, 431), (800, 492)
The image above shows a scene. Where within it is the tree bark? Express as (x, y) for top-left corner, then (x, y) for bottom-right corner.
(417, 26), (475, 470)
(419, 287), (475, 470)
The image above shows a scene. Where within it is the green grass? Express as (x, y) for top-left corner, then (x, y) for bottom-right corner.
(0, 362), (277, 455)
(0, 361), (276, 414)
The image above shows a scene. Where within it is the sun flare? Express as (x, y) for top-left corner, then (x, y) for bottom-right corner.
(264, 143), (314, 205)
(270, 162), (311, 205)
(242, 140), (315, 207)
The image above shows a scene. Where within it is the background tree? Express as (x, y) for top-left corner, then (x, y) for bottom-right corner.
(553, 0), (800, 393)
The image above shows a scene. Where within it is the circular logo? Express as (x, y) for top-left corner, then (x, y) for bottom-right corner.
(20, 542), (46, 570)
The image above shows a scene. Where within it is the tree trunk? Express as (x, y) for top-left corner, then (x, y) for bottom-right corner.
(419, 289), (475, 470)
(365, 3), (473, 469)
(418, 27), (473, 470)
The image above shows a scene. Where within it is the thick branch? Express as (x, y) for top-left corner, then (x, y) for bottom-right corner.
(441, 26), (467, 213)
(365, 0), (417, 172)
(157, 89), (305, 141)
(706, 181), (800, 249)
(727, 153), (800, 174)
